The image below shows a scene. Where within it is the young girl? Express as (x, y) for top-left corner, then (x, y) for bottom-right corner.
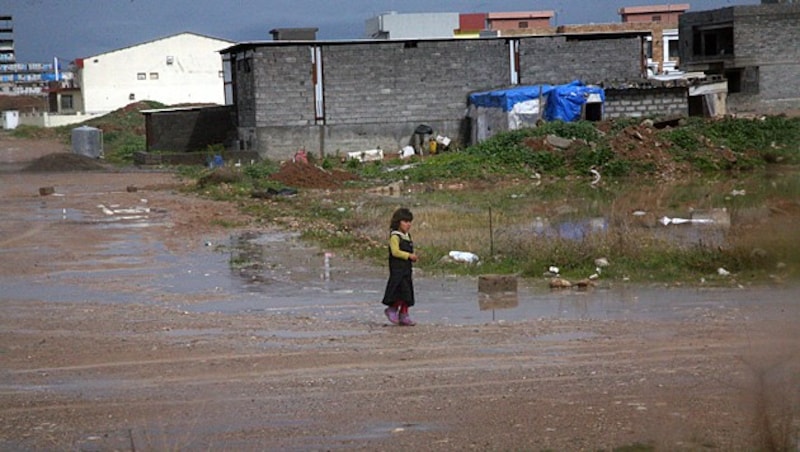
(381, 208), (418, 326)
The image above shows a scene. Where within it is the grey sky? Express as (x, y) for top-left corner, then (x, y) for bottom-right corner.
(5, 0), (757, 63)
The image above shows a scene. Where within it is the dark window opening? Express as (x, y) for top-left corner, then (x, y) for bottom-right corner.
(725, 69), (742, 93)
(645, 40), (653, 59)
(584, 102), (602, 121)
(519, 21), (529, 28)
(727, 66), (760, 94)
(404, 41), (418, 48)
(60, 94), (73, 110)
(688, 95), (705, 117)
(652, 15), (662, 22)
(668, 40), (679, 59)
(692, 25), (734, 57)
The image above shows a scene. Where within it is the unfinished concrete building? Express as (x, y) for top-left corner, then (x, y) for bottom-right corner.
(679, 3), (800, 114)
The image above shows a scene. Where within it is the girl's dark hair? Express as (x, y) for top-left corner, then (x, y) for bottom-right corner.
(390, 207), (413, 230)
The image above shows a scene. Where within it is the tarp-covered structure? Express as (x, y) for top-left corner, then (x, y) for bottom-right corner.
(467, 80), (605, 144)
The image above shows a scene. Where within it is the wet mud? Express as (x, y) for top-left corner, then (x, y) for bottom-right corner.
(1, 137), (799, 451)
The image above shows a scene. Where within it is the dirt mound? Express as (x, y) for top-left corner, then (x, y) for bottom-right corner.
(606, 124), (690, 177)
(22, 153), (108, 172)
(522, 121), (692, 178)
(269, 161), (359, 189)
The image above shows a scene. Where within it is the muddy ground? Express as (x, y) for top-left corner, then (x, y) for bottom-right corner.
(1, 134), (799, 451)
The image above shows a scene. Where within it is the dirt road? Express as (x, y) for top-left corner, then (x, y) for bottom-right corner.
(1, 135), (798, 451)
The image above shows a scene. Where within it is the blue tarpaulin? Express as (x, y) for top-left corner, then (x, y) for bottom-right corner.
(543, 80), (605, 122)
(469, 80), (604, 121)
(468, 84), (552, 112)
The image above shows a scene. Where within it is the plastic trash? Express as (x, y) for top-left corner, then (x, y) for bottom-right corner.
(400, 146), (415, 159)
(449, 251), (479, 263)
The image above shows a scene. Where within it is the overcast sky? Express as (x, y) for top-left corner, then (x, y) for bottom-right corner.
(6, 0), (758, 63)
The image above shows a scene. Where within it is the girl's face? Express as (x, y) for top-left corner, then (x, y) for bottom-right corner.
(398, 219), (412, 233)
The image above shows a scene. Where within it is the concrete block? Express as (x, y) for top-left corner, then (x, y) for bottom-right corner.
(478, 274), (518, 311)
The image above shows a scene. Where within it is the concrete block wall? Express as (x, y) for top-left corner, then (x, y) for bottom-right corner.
(604, 87), (687, 118)
(732, 5), (800, 67)
(253, 46), (317, 127)
(730, 5), (800, 111)
(234, 35), (652, 160)
(322, 40), (509, 125)
(519, 36), (643, 86)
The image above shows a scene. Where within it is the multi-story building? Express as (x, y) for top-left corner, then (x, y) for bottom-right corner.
(365, 6), (688, 76)
(0, 15), (68, 97)
(679, 2), (800, 113)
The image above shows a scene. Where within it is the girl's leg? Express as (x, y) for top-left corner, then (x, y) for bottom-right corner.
(384, 300), (401, 324)
(399, 302), (416, 326)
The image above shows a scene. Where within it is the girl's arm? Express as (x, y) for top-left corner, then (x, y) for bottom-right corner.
(389, 234), (412, 260)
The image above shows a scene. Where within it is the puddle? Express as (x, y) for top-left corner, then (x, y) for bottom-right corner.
(327, 421), (438, 442)
(3, 171), (799, 327)
(4, 224), (798, 325)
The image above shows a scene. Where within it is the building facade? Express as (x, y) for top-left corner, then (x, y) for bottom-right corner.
(0, 15), (69, 97)
(77, 32), (233, 115)
(619, 4), (690, 23)
(221, 34), (646, 160)
(679, 3), (800, 113)
(486, 11), (555, 33)
(365, 12), (460, 39)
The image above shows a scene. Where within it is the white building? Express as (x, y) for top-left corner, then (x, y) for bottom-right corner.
(77, 32), (233, 115)
(365, 12), (460, 39)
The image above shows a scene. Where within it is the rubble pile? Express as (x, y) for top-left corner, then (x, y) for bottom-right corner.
(269, 161), (359, 189)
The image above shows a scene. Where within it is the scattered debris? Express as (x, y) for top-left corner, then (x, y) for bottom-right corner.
(347, 148), (384, 163)
(549, 277), (572, 289)
(546, 134), (573, 150)
(293, 148), (308, 164)
(197, 167), (243, 188)
(251, 187), (298, 199)
(443, 251), (480, 264)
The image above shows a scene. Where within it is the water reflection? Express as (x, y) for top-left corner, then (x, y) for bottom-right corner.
(496, 169), (798, 250)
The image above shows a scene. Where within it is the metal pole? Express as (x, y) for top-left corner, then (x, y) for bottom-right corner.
(489, 207), (494, 258)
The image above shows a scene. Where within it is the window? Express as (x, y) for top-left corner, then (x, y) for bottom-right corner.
(692, 25), (734, 57)
(166, 56), (174, 65)
(652, 15), (662, 22)
(129, 93), (135, 100)
(668, 40), (679, 59)
(137, 72), (146, 80)
(60, 94), (73, 110)
(518, 21), (529, 28)
(149, 72), (159, 80)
